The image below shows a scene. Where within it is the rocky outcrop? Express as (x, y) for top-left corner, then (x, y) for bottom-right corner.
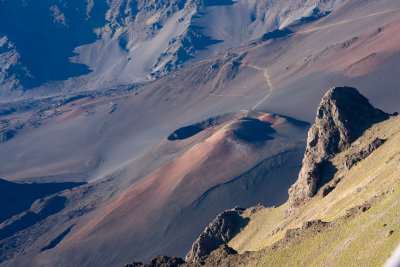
(286, 87), (389, 215)
(1, 129), (16, 143)
(185, 207), (246, 263)
(0, 0), (345, 96)
(124, 255), (185, 267)
(196, 244), (238, 266)
(344, 137), (385, 170)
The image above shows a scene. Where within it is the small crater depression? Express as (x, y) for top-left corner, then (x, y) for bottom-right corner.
(167, 113), (238, 141)
(168, 125), (205, 141)
(228, 118), (275, 142)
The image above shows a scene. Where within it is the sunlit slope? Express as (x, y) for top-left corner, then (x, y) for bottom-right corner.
(227, 115), (400, 266)
(38, 111), (307, 266)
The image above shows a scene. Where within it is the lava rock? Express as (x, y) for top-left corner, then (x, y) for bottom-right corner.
(124, 255), (184, 267)
(286, 87), (389, 215)
(185, 207), (245, 263)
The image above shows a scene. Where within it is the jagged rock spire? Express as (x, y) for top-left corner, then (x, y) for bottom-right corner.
(185, 207), (245, 263)
(286, 86), (389, 215)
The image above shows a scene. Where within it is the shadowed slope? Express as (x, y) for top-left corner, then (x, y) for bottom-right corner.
(0, 178), (84, 223)
(0, 196), (67, 242)
(208, 111), (400, 267)
(38, 111), (307, 266)
(287, 87), (389, 214)
(0, 0), (400, 266)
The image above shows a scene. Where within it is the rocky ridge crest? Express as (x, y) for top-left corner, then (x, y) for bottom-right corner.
(286, 86), (389, 215)
(122, 86), (394, 267)
(124, 255), (185, 267)
(185, 207), (245, 263)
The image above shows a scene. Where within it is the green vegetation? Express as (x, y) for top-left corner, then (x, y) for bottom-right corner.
(228, 116), (400, 266)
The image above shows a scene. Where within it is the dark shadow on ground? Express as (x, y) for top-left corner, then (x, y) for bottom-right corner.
(260, 28), (294, 42)
(204, 0), (236, 7)
(315, 160), (339, 193)
(41, 224), (74, 252)
(0, 196), (67, 241)
(0, 178), (84, 223)
(0, 0), (109, 88)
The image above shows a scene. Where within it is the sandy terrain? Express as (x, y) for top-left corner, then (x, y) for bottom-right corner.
(0, 0), (399, 265)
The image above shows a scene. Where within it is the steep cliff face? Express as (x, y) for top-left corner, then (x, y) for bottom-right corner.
(121, 86), (399, 267)
(286, 86), (389, 214)
(185, 207), (246, 263)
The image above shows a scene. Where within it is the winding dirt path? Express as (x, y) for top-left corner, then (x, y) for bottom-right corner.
(207, 7), (400, 108)
(247, 64), (273, 110)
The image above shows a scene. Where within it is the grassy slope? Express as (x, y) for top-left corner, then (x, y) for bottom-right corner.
(227, 115), (400, 266)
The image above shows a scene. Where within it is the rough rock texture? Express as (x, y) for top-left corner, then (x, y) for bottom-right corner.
(284, 220), (331, 239)
(344, 138), (385, 170)
(124, 255), (185, 267)
(321, 177), (341, 198)
(286, 87), (389, 215)
(196, 244), (238, 266)
(185, 207), (246, 263)
(0, 0), (344, 97)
